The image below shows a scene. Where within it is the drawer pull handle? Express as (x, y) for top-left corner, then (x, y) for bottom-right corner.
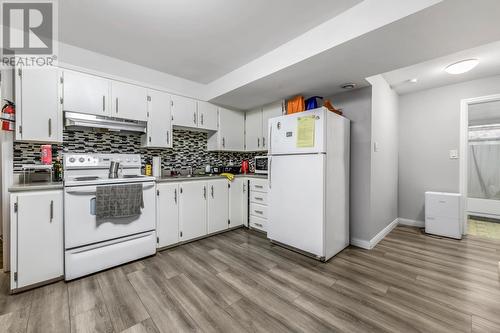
(255, 197), (263, 201)
(254, 223), (263, 227)
(254, 185), (263, 188)
(254, 210), (263, 214)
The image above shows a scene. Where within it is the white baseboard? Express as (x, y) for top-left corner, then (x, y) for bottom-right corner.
(350, 218), (399, 250)
(398, 218), (425, 228)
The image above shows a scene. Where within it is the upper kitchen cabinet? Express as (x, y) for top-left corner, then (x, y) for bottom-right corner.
(197, 101), (218, 131)
(207, 107), (245, 151)
(261, 100), (284, 150)
(141, 89), (172, 148)
(244, 108), (263, 151)
(63, 70), (111, 116)
(111, 81), (148, 121)
(171, 94), (197, 128)
(15, 67), (63, 143)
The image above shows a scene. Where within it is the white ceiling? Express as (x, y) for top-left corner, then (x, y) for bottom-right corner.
(384, 41), (500, 95)
(59, 0), (362, 84)
(210, 0), (500, 109)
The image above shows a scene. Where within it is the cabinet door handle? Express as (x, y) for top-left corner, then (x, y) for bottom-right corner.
(50, 200), (54, 222)
(174, 188), (177, 203)
(102, 96), (106, 112)
(194, 112), (197, 124)
(201, 114), (204, 125)
(257, 138), (260, 147)
(166, 130), (170, 144)
(203, 186), (207, 199)
(48, 119), (52, 137)
(211, 185), (214, 198)
(262, 137), (265, 147)
(222, 137), (225, 148)
(115, 98), (119, 113)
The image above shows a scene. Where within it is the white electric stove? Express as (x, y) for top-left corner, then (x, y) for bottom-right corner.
(63, 153), (156, 280)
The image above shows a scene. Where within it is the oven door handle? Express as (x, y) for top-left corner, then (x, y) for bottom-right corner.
(66, 183), (155, 195)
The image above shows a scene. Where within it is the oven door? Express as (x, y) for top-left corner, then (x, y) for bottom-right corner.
(64, 181), (156, 249)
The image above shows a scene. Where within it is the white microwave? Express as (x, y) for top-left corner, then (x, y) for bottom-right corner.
(254, 156), (268, 174)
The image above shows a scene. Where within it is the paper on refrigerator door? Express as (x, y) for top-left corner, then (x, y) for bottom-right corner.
(297, 115), (315, 148)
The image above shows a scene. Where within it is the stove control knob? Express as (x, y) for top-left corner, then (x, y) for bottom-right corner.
(69, 157), (75, 163)
(79, 157), (85, 163)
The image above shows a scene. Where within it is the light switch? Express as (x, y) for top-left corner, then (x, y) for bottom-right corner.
(449, 149), (458, 159)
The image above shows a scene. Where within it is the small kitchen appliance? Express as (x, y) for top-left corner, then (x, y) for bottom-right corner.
(254, 156), (268, 174)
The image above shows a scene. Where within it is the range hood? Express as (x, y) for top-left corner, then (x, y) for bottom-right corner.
(64, 112), (147, 133)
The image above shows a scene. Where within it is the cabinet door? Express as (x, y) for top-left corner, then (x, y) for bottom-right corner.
(157, 183), (179, 248)
(229, 178), (248, 228)
(179, 182), (207, 241)
(245, 108), (263, 151)
(197, 101), (218, 131)
(16, 67), (62, 143)
(262, 101), (284, 149)
(63, 70), (110, 116)
(207, 180), (229, 234)
(171, 94), (197, 128)
(219, 107), (245, 151)
(143, 90), (172, 148)
(111, 81), (148, 121)
(15, 191), (63, 289)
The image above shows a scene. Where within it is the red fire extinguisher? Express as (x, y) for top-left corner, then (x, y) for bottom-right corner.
(1, 99), (15, 131)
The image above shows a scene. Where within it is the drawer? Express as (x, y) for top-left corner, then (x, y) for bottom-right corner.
(425, 192), (461, 219)
(250, 179), (268, 193)
(250, 202), (268, 219)
(249, 215), (267, 232)
(250, 191), (268, 205)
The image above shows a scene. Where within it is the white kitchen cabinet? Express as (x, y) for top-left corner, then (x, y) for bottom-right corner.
(179, 181), (207, 242)
(207, 107), (245, 151)
(207, 179), (229, 234)
(15, 67), (63, 143)
(157, 183), (179, 248)
(249, 178), (269, 232)
(171, 94), (197, 128)
(111, 81), (148, 121)
(229, 178), (248, 228)
(261, 101), (284, 150)
(142, 89), (172, 148)
(10, 190), (63, 291)
(63, 70), (110, 116)
(197, 101), (218, 131)
(245, 108), (263, 151)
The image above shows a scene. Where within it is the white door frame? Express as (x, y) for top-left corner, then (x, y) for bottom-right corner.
(459, 93), (500, 234)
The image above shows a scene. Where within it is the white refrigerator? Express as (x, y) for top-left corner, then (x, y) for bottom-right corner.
(267, 107), (350, 261)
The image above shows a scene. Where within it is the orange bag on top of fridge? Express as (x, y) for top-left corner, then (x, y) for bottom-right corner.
(286, 96), (305, 114)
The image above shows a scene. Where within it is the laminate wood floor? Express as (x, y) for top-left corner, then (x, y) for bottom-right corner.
(1, 226), (500, 333)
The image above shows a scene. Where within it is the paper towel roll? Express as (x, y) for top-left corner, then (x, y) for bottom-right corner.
(152, 156), (161, 177)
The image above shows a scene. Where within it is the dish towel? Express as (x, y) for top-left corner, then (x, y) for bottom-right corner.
(96, 183), (144, 220)
(220, 173), (235, 181)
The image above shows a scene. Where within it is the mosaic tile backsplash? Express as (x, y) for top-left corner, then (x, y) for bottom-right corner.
(14, 129), (261, 173)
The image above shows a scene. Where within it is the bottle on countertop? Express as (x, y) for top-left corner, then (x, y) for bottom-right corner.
(53, 156), (62, 181)
(145, 158), (152, 176)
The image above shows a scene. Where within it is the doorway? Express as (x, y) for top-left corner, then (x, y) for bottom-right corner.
(460, 95), (500, 240)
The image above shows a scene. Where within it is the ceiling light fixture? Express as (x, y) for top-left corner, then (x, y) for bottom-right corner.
(408, 78), (418, 83)
(341, 83), (356, 89)
(444, 59), (479, 75)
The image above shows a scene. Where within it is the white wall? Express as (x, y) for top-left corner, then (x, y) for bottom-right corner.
(367, 75), (399, 240)
(398, 75), (500, 222)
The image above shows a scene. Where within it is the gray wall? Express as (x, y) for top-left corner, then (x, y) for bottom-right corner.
(330, 87), (373, 242)
(398, 75), (500, 222)
(367, 75), (399, 240)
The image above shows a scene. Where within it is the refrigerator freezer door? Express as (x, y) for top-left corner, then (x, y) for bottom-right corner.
(268, 154), (325, 257)
(268, 108), (326, 155)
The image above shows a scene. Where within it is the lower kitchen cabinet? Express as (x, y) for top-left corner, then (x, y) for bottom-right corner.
(229, 178), (248, 227)
(207, 179), (229, 234)
(10, 190), (63, 291)
(156, 183), (179, 248)
(179, 181), (207, 242)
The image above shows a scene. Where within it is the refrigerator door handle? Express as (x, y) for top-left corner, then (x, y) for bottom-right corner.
(268, 157), (272, 189)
